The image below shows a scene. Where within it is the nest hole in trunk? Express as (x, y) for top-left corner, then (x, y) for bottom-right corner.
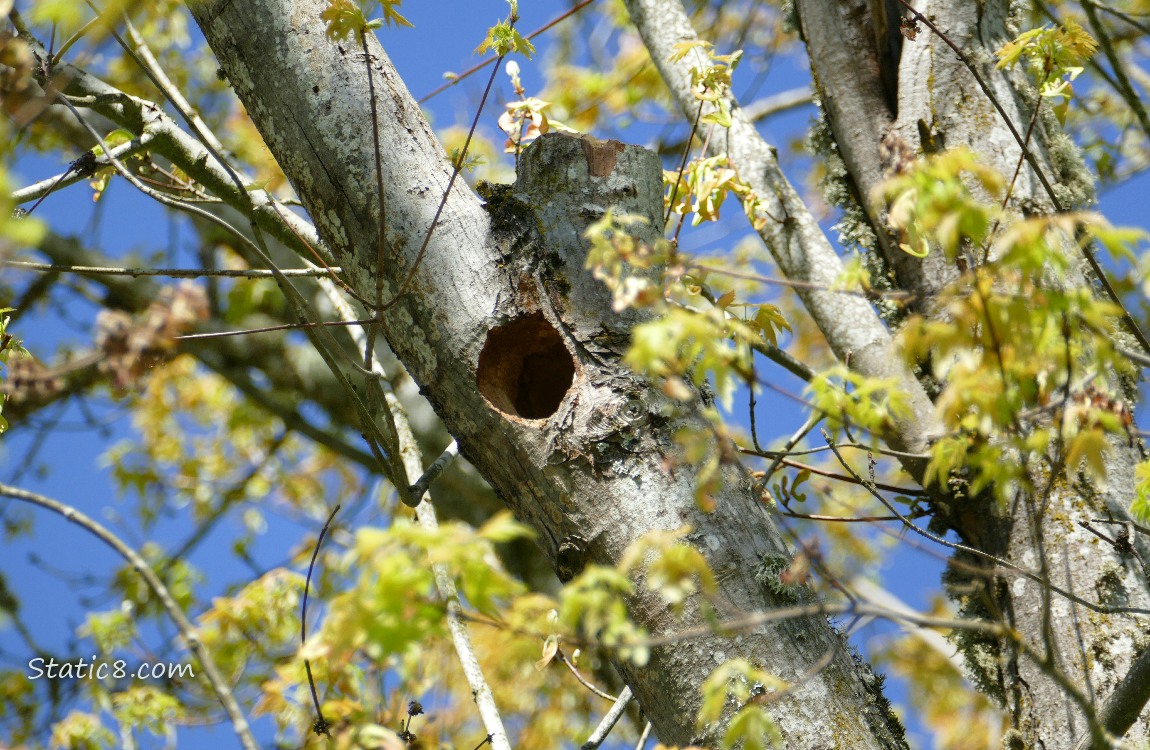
(477, 313), (576, 420)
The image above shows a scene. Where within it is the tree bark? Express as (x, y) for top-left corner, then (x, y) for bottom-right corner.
(797, 1), (1150, 747)
(184, 0), (912, 746)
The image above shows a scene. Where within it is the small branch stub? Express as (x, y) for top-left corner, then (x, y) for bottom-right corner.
(477, 313), (575, 420)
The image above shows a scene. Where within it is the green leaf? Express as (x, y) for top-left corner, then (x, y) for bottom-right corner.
(321, 0), (370, 41)
(724, 705), (782, 750)
(476, 21), (535, 58)
(377, 0), (413, 28)
(1133, 459), (1150, 523)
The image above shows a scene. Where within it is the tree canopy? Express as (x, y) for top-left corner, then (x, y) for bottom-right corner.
(2, 0), (1150, 749)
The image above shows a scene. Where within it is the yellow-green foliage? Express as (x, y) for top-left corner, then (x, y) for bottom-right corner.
(321, 0), (412, 41)
(111, 687), (183, 737)
(877, 147), (1004, 261)
(806, 365), (911, 438)
(873, 624), (1008, 750)
(670, 39), (742, 127)
(619, 526), (718, 615)
(628, 307), (757, 408)
(49, 711), (115, 750)
(584, 212), (787, 410)
(318, 513), (530, 665)
(1133, 459), (1150, 522)
(104, 354), (360, 532)
(476, 0), (534, 58)
(884, 151), (1142, 504)
(699, 659), (786, 750)
(997, 19), (1097, 117)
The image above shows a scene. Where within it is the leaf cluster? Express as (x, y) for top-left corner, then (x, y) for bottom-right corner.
(882, 151), (1144, 503)
(321, 0), (412, 43)
(996, 19), (1097, 105)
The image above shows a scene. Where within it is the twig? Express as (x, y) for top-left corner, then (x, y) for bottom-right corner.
(634, 722), (652, 750)
(755, 454), (927, 497)
(580, 686), (633, 750)
(0, 482), (259, 750)
(318, 278), (512, 750)
(301, 504), (341, 737)
(555, 648), (618, 702)
(175, 317), (385, 341)
(1, 260), (342, 279)
(12, 136), (151, 207)
(406, 440), (459, 505)
(418, 0), (598, 103)
(665, 98), (705, 226)
(760, 412), (822, 484)
(691, 263), (914, 300)
(1079, 519), (1150, 582)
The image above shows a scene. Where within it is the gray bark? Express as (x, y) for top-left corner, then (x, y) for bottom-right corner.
(797, 1), (1150, 747)
(185, 0), (909, 745)
(621, 0), (941, 473)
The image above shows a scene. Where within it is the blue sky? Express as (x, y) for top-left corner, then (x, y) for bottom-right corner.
(4, 1), (1150, 748)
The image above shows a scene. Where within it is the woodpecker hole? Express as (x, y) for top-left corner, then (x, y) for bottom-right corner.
(477, 314), (576, 420)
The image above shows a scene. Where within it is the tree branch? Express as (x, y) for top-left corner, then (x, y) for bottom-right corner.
(622, 0), (939, 475)
(0, 482), (259, 750)
(319, 279), (512, 750)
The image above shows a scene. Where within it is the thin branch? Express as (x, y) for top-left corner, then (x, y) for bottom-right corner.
(301, 503), (340, 737)
(417, 0), (598, 103)
(11, 135), (152, 206)
(31, 39), (327, 263)
(318, 278), (512, 750)
(580, 686), (633, 750)
(665, 98), (705, 226)
(753, 454), (927, 497)
(760, 412), (822, 483)
(555, 648), (618, 702)
(0, 482), (259, 750)
(406, 440), (459, 504)
(742, 87), (812, 121)
(175, 318), (377, 341)
(1, 260), (342, 279)
(116, 9), (229, 156)
(690, 264), (914, 301)
(634, 722), (652, 750)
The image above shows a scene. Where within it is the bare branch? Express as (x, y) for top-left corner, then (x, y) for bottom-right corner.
(580, 686), (633, 750)
(0, 483), (259, 750)
(1, 259), (342, 279)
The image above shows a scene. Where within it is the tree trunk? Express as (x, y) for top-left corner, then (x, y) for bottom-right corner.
(797, 1), (1150, 747)
(186, 0), (908, 745)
